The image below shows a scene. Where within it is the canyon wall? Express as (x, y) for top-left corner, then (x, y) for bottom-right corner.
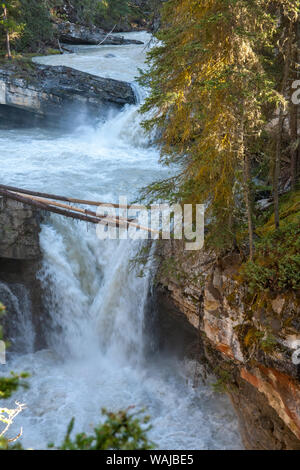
(155, 240), (300, 450)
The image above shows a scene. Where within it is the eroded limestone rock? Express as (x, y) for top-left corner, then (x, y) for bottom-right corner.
(155, 239), (300, 449)
(56, 21), (144, 46)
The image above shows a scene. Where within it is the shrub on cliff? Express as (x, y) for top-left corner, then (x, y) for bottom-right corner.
(243, 220), (300, 292)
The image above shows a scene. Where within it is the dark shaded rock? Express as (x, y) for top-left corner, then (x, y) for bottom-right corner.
(56, 21), (144, 46)
(0, 197), (47, 350)
(145, 284), (198, 359)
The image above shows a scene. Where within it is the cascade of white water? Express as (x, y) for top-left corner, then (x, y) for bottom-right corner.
(0, 282), (35, 353)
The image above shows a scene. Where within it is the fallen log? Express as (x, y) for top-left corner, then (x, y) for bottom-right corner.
(13, 191), (136, 225)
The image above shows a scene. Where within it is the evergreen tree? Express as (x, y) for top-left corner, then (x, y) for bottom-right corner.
(69, 0), (131, 27)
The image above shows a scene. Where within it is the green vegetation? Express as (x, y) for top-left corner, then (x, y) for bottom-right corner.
(68, 1), (151, 30)
(16, 0), (55, 52)
(62, 0), (131, 26)
(0, 0), (57, 55)
(0, 1), (24, 58)
(243, 326), (278, 353)
(97, 0), (131, 25)
(0, 372), (29, 400)
(243, 221), (300, 292)
(211, 367), (235, 394)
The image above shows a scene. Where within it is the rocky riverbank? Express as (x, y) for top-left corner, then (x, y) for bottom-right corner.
(56, 21), (144, 46)
(0, 62), (135, 128)
(1, 197), (299, 448)
(154, 240), (300, 450)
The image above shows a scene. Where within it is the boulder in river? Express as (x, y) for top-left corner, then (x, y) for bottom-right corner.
(56, 21), (144, 46)
(0, 62), (136, 128)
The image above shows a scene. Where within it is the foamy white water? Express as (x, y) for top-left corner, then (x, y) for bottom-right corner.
(0, 32), (242, 450)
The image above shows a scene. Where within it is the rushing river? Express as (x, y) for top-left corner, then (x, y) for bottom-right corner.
(0, 32), (242, 450)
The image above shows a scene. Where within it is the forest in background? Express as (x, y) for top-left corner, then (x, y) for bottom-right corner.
(0, 0), (299, 349)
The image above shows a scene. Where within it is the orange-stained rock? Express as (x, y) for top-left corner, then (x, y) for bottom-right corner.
(271, 296), (285, 315)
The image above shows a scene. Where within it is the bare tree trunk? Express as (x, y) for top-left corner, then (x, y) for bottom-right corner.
(240, 112), (254, 260)
(274, 18), (294, 228)
(243, 152), (254, 261)
(3, 6), (12, 60)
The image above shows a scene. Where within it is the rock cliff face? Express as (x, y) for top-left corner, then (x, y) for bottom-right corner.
(155, 240), (300, 449)
(0, 197), (41, 260)
(0, 63), (135, 127)
(0, 197), (46, 350)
